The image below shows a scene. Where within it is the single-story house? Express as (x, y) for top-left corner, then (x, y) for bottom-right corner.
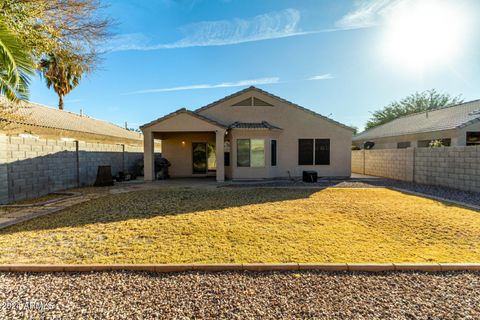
(140, 86), (353, 182)
(353, 99), (480, 149)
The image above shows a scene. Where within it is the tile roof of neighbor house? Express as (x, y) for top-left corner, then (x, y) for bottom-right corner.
(0, 98), (142, 141)
(229, 121), (282, 130)
(353, 99), (480, 141)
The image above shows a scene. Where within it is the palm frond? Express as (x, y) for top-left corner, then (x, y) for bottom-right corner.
(0, 19), (34, 102)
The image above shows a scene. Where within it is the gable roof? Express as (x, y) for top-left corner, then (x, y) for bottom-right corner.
(195, 86), (354, 131)
(0, 98), (142, 141)
(140, 108), (227, 130)
(353, 99), (480, 141)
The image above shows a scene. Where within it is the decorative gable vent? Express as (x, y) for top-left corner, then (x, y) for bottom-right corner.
(232, 97), (273, 107)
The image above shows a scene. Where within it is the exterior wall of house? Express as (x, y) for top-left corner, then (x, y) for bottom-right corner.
(0, 134), (145, 203)
(160, 132), (216, 178)
(352, 146), (480, 192)
(228, 129), (282, 180)
(197, 91), (352, 179)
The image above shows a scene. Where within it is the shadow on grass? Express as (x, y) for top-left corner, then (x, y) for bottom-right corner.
(0, 187), (320, 234)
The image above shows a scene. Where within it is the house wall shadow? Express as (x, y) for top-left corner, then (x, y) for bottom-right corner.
(0, 187), (321, 234)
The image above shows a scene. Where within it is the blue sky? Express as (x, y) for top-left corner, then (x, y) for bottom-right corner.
(29, 0), (480, 131)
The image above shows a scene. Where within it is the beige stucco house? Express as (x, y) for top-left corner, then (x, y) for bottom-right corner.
(141, 86), (353, 182)
(353, 99), (480, 149)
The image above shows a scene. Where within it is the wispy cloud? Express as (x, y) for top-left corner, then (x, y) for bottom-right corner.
(107, 2), (411, 52)
(107, 8), (329, 52)
(124, 77), (280, 95)
(308, 74), (334, 80)
(335, 0), (403, 30)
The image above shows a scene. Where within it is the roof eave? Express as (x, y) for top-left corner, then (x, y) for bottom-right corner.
(140, 108), (227, 131)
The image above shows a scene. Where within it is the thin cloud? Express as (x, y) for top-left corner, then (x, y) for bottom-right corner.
(107, 9), (336, 52)
(308, 74), (334, 80)
(335, 0), (404, 30)
(106, 3), (411, 52)
(124, 77), (280, 95)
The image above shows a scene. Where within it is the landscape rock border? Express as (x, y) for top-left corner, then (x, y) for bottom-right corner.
(0, 263), (479, 273)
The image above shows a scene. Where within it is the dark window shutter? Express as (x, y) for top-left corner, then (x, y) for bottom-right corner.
(271, 140), (277, 166)
(298, 139), (314, 165)
(315, 139), (330, 165)
(224, 152), (230, 166)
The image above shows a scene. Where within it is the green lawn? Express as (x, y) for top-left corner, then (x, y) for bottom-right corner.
(0, 187), (478, 264)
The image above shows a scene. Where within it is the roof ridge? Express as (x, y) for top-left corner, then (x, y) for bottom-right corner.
(195, 86), (353, 131)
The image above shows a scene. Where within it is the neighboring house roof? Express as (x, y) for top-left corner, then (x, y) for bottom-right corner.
(353, 99), (480, 142)
(229, 121), (282, 130)
(195, 86), (354, 132)
(0, 98), (142, 141)
(140, 108), (227, 130)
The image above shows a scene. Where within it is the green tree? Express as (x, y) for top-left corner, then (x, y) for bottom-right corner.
(38, 51), (89, 110)
(0, 18), (34, 101)
(0, 0), (110, 106)
(365, 89), (463, 130)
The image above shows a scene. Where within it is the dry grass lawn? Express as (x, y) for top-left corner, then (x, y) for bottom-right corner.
(0, 187), (478, 264)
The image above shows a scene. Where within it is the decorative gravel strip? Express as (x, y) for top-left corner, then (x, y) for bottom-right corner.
(226, 178), (480, 208)
(366, 179), (480, 208)
(0, 271), (478, 319)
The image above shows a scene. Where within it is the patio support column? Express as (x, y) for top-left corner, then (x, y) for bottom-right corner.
(215, 130), (225, 182)
(144, 130), (155, 182)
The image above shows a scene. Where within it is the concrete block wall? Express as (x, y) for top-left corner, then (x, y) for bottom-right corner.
(78, 142), (124, 186)
(352, 146), (480, 192)
(6, 137), (78, 201)
(363, 149), (414, 181)
(0, 135), (8, 204)
(415, 146), (480, 192)
(351, 150), (365, 174)
(0, 135), (144, 203)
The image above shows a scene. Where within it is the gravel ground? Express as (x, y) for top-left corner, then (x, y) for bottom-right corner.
(227, 178), (480, 207)
(0, 271), (478, 319)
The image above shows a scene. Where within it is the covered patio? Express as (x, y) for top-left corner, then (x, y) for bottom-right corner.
(141, 108), (227, 182)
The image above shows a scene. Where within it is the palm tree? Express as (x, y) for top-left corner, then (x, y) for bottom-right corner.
(38, 51), (84, 110)
(0, 19), (34, 102)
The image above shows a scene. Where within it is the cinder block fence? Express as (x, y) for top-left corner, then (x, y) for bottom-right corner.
(352, 146), (480, 192)
(0, 134), (144, 204)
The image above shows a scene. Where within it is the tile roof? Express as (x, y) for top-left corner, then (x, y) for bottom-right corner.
(0, 98), (142, 141)
(195, 86), (354, 132)
(140, 108), (227, 130)
(229, 121), (282, 130)
(353, 99), (480, 141)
